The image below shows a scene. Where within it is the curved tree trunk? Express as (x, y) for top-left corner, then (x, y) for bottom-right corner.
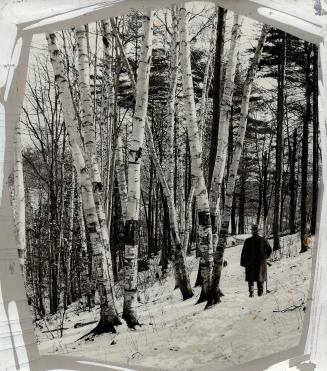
(123, 11), (154, 328)
(47, 33), (120, 333)
(207, 25), (268, 306)
(179, 4), (213, 303)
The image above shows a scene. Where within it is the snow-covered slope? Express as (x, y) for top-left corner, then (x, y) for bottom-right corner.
(35, 234), (313, 371)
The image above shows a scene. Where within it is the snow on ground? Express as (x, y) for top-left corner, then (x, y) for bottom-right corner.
(35, 234), (313, 371)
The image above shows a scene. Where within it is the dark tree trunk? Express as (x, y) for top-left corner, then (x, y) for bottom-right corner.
(256, 180), (262, 226)
(231, 191), (237, 235)
(311, 44), (319, 234)
(207, 7), (227, 191)
(289, 129), (298, 234)
(273, 32), (286, 251)
(147, 161), (154, 258)
(238, 164), (246, 235)
(262, 151), (269, 236)
(301, 42), (312, 253)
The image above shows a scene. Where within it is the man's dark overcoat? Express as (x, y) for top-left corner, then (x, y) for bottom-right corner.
(240, 235), (272, 282)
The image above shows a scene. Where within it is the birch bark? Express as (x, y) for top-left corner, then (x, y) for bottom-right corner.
(116, 134), (128, 223)
(207, 25), (268, 306)
(166, 5), (179, 196)
(209, 14), (243, 252)
(179, 4), (213, 303)
(111, 14), (192, 299)
(123, 11), (154, 327)
(13, 120), (26, 274)
(47, 33), (120, 333)
(75, 24), (117, 298)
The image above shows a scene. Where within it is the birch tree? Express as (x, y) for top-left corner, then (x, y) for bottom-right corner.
(13, 120), (26, 274)
(47, 33), (121, 334)
(166, 6), (179, 196)
(123, 10), (154, 328)
(179, 4), (213, 303)
(207, 25), (268, 306)
(209, 13), (243, 252)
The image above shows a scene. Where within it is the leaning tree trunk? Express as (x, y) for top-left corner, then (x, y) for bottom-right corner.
(146, 123), (194, 299)
(179, 4), (213, 303)
(300, 41), (312, 253)
(273, 31), (286, 251)
(207, 25), (268, 307)
(123, 11), (154, 328)
(75, 24), (116, 266)
(209, 14), (243, 252)
(13, 119), (26, 274)
(47, 33), (120, 334)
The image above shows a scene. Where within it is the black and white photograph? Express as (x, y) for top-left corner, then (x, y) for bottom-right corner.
(0, 1), (325, 370)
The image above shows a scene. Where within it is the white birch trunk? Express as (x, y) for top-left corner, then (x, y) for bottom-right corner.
(47, 33), (120, 332)
(13, 120), (26, 274)
(111, 14), (192, 298)
(66, 168), (75, 306)
(75, 25), (102, 186)
(179, 4), (213, 303)
(123, 11), (154, 327)
(209, 14), (243, 252)
(199, 22), (216, 146)
(207, 25), (268, 306)
(166, 5), (179, 196)
(116, 134), (128, 223)
(75, 25), (117, 310)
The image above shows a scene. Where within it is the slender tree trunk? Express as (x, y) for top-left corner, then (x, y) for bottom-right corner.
(167, 5), (179, 198)
(47, 33), (120, 333)
(289, 129), (298, 234)
(209, 14), (243, 253)
(311, 44), (319, 234)
(273, 32), (286, 251)
(207, 7), (227, 190)
(112, 13), (192, 299)
(65, 169), (75, 307)
(13, 120), (26, 274)
(207, 25), (268, 306)
(123, 11), (154, 328)
(179, 4), (213, 303)
(300, 41), (312, 253)
(116, 134), (128, 223)
(184, 186), (195, 254)
(238, 161), (246, 235)
(146, 124), (194, 299)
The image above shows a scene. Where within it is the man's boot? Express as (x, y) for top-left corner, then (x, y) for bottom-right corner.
(257, 282), (264, 296)
(248, 282), (254, 297)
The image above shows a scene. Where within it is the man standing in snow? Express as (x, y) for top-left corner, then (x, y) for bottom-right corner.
(240, 224), (272, 297)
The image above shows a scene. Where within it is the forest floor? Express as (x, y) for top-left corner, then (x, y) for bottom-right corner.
(35, 233), (313, 371)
